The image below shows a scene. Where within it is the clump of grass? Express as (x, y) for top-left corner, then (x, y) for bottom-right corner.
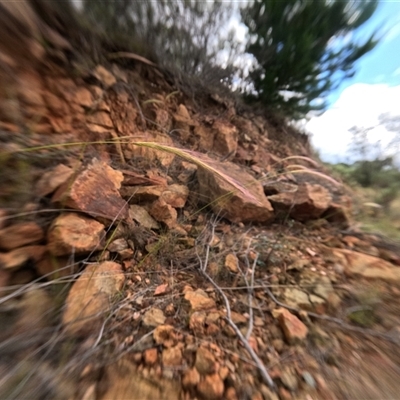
(347, 308), (376, 328)
(279, 156), (341, 187)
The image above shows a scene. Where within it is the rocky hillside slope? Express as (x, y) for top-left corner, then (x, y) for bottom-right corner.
(1, 2), (400, 399)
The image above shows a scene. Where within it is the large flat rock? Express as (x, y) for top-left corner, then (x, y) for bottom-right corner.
(197, 161), (274, 223)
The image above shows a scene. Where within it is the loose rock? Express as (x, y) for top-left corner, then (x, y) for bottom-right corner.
(144, 348), (158, 365)
(331, 248), (400, 281)
(35, 163), (75, 197)
(225, 253), (239, 273)
(268, 183), (332, 221)
(129, 205), (160, 229)
(93, 65), (116, 88)
(62, 261), (125, 335)
(185, 289), (216, 311)
(52, 158), (128, 222)
(153, 325), (176, 347)
(0, 248), (30, 270)
(275, 308), (309, 344)
(160, 184), (189, 208)
(143, 308), (166, 327)
(197, 161), (274, 223)
(0, 222), (44, 250)
(212, 119), (238, 159)
(47, 213), (105, 256)
(162, 346), (182, 367)
(197, 373), (224, 400)
(150, 198), (177, 228)
(182, 368), (201, 389)
(100, 359), (181, 400)
(195, 347), (216, 375)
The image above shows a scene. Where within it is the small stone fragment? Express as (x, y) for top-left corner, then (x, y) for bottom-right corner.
(302, 371), (316, 388)
(129, 205), (160, 229)
(173, 104), (193, 140)
(281, 368), (298, 391)
(144, 348), (158, 365)
(0, 245), (46, 269)
(260, 385), (280, 400)
(74, 87), (93, 107)
(185, 289), (216, 311)
(100, 360), (181, 400)
(0, 249), (29, 270)
(313, 276), (334, 301)
(93, 65), (116, 87)
(165, 303), (175, 316)
(88, 111), (114, 128)
(160, 184), (189, 208)
(225, 387), (238, 400)
(197, 373), (224, 400)
(154, 283), (169, 296)
(35, 164), (75, 197)
(143, 308), (166, 327)
(177, 162), (197, 184)
(272, 339), (284, 353)
(195, 347), (216, 375)
(124, 186), (165, 204)
(251, 392), (263, 400)
(248, 336), (259, 353)
(153, 325), (176, 347)
(276, 308), (308, 344)
(107, 238), (128, 253)
(278, 387), (292, 400)
(225, 253), (239, 273)
(218, 366), (229, 381)
(162, 346), (182, 366)
(81, 384), (96, 400)
(212, 119), (238, 158)
(205, 312), (221, 325)
(283, 288), (311, 309)
(150, 198), (177, 228)
(182, 368), (200, 389)
(230, 311), (247, 325)
(190, 311), (206, 333)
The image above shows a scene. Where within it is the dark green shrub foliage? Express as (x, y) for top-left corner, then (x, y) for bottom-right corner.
(242, 0), (379, 118)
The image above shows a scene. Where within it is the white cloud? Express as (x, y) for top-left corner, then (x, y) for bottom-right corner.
(306, 83), (400, 163)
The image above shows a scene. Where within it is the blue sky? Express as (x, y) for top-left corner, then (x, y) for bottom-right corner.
(329, 1), (400, 104)
(307, 1), (400, 164)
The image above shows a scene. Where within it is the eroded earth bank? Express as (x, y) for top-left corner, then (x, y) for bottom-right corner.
(1, 2), (400, 399)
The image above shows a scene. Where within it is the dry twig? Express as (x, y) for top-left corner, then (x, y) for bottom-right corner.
(196, 217), (276, 390)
